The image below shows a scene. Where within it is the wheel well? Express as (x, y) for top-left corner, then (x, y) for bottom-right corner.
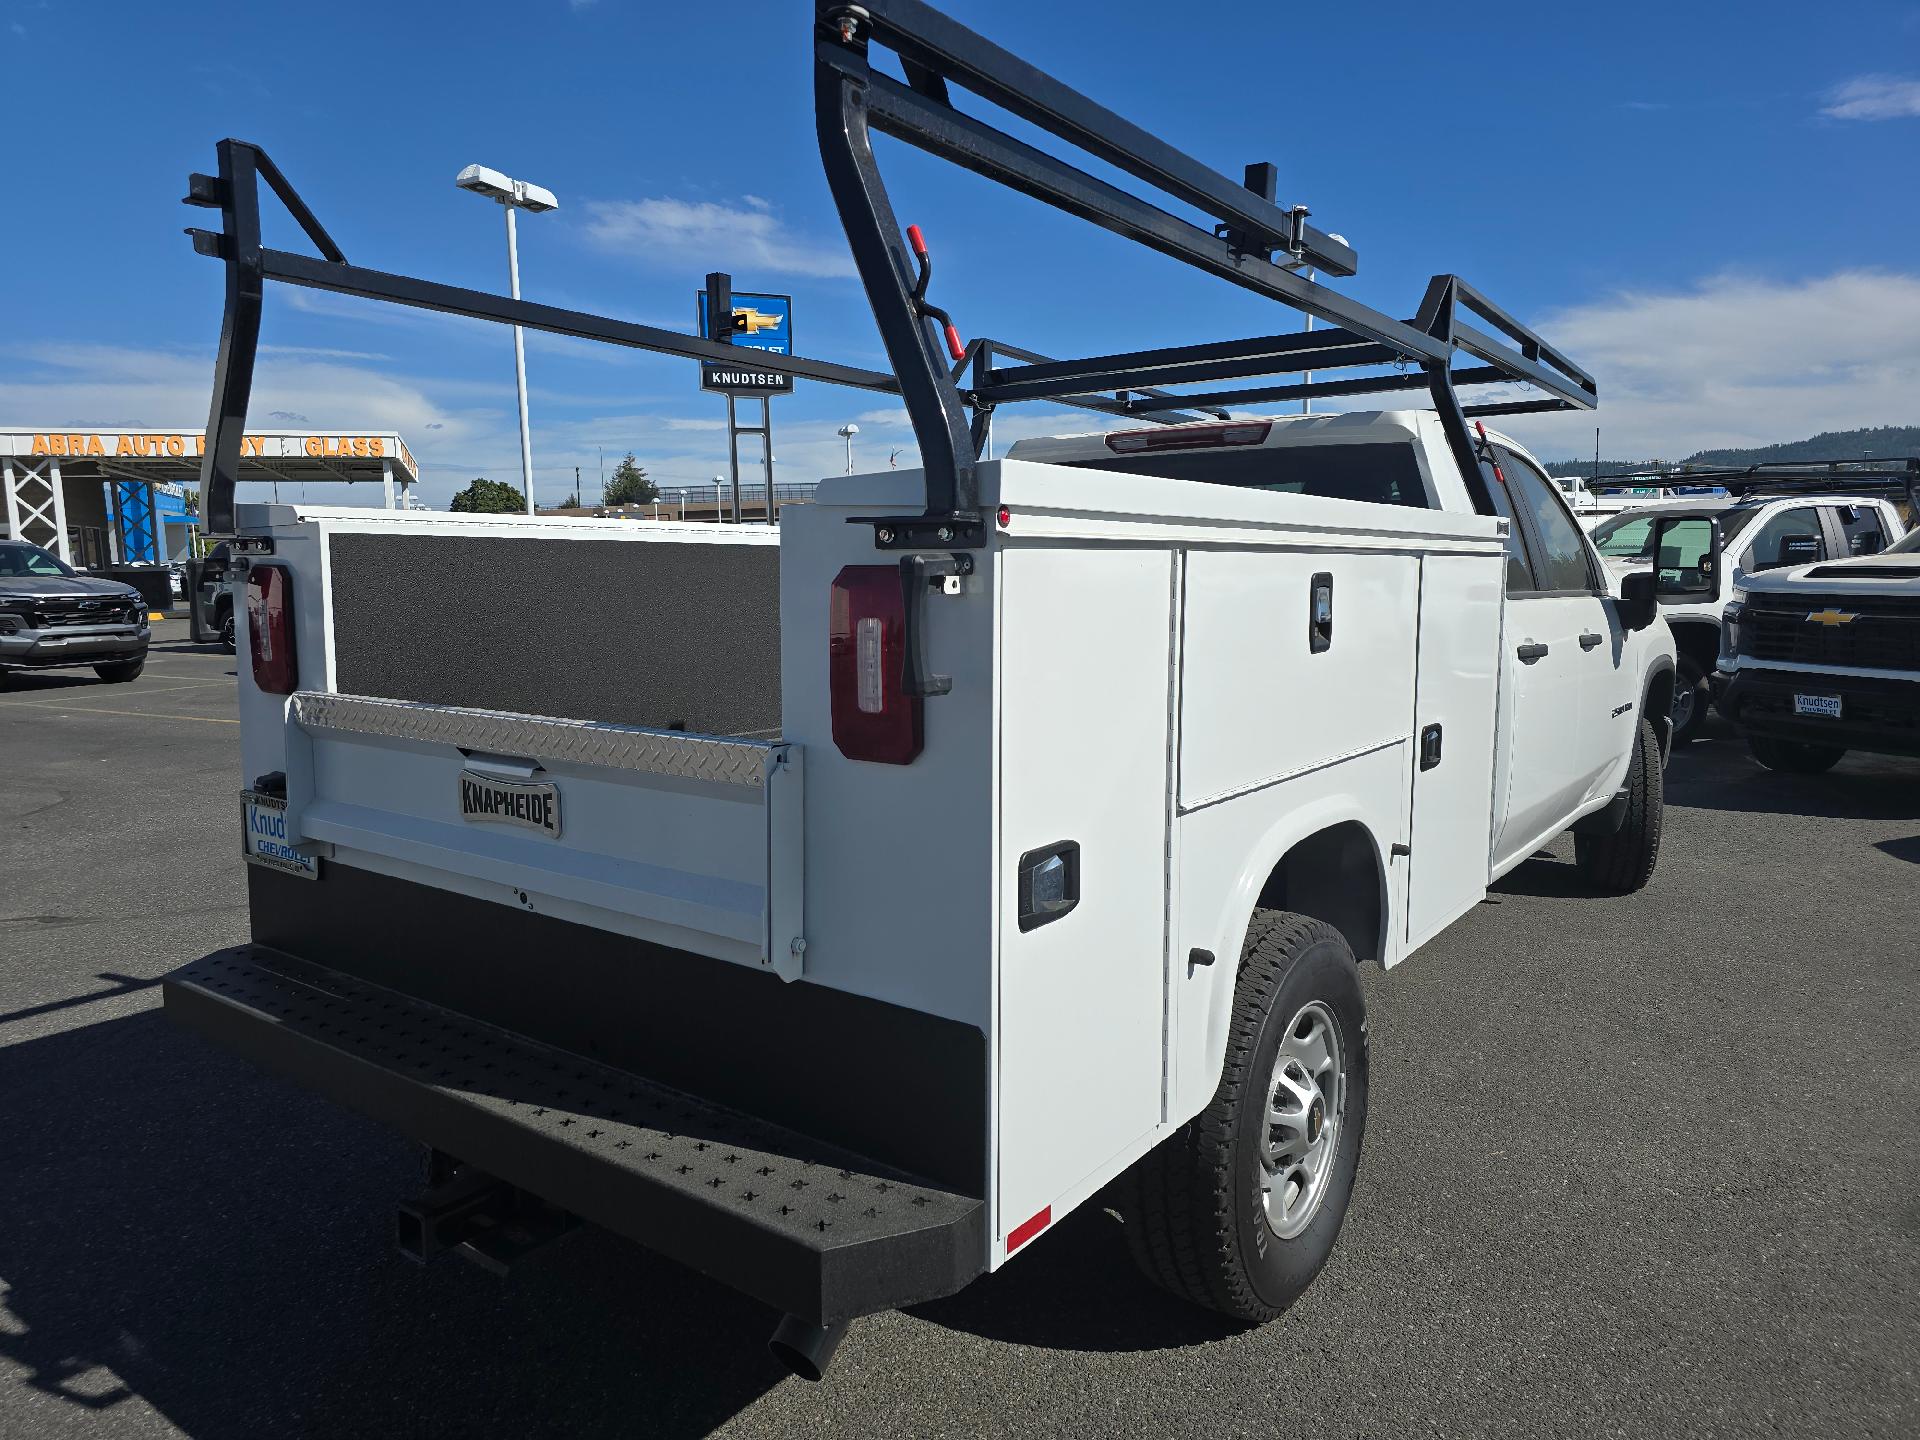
(1668, 618), (1719, 674)
(1644, 663), (1676, 758)
(1254, 821), (1384, 966)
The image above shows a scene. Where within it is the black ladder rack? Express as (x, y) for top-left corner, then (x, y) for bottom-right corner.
(184, 1), (1597, 546)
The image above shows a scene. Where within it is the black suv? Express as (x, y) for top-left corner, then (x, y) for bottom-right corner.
(0, 540), (151, 686)
(199, 541), (237, 653)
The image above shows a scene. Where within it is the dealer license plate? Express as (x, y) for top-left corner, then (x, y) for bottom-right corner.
(1792, 693), (1843, 719)
(458, 770), (561, 837)
(241, 791), (318, 878)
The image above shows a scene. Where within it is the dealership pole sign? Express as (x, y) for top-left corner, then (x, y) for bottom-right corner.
(696, 287), (794, 395)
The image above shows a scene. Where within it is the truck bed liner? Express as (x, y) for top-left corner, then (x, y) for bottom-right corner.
(164, 946), (986, 1325)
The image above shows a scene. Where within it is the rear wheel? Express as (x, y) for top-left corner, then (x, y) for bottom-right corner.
(1575, 715), (1663, 895)
(1749, 735), (1845, 774)
(94, 658), (146, 684)
(1672, 655), (1708, 745)
(1117, 911), (1367, 1321)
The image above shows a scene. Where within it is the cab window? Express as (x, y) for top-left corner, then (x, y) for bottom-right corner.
(0, 541), (74, 578)
(1062, 441), (1431, 508)
(1497, 448), (1597, 593)
(1741, 507), (1826, 571)
(1590, 513), (1655, 560)
(1835, 505), (1887, 556)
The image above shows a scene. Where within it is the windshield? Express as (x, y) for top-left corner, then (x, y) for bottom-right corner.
(1589, 507), (1758, 560)
(0, 541), (76, 579)
(1060, 440), (1430, 508)
(1885, 525), (1920, 555)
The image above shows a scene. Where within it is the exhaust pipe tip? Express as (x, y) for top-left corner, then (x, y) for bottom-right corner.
(767, 1314), (849, 1382)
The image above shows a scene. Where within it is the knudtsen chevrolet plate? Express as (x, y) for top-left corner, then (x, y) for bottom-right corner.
(1793, 693), (1843, 719)
(459, 770), (561, 837)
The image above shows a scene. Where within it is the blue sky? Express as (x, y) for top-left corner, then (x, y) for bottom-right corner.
(4, 0), (1918, 505)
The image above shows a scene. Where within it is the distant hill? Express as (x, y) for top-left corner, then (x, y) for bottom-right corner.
(1543, 425), (1920, 480)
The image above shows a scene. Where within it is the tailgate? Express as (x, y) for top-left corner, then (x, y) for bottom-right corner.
(273, 691), (805, 980)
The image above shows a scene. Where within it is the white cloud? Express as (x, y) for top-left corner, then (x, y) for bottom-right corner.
(1476, 270), (1920, 460)
(1819, 74), (1920, 120)
(580, 196), (856, 280)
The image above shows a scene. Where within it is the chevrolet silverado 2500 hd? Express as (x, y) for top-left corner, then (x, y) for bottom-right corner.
(1714, 522), (1920, 769)
(1588, 478), (1908, 743)
(159, 0), (1672, 1378)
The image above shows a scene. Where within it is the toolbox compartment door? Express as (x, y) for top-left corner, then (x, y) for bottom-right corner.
(276, 692), (805, 980)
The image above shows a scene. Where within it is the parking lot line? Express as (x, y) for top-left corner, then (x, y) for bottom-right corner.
(0, 700), (239, 725)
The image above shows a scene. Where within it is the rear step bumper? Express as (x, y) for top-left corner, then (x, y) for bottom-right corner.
(163, 946), (986, 1324)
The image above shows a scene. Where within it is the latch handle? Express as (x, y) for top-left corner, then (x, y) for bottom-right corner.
(899, 553), (974, 698)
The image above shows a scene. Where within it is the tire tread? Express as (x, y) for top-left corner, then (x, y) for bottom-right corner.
(1575, 715), (1663, 894)
(1120, 911), (1349, 1320)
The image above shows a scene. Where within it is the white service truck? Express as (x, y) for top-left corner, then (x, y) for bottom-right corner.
(162, 0), (1676, 1378)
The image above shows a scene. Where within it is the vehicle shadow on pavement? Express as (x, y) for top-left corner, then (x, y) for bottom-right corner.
(0, 1010), (786, 1438)
(908, 1200), (1244, 1352)
(148, 638), (232, 658)
(0, 671), (112, 695)
(1664, 740), (1920, 821)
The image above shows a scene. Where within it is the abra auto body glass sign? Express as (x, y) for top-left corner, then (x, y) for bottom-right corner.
(1, 430), (421, 483)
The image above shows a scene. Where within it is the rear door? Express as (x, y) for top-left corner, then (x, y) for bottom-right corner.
(1497, 450), (1637, 807)
(1487, 459), (1595, 866)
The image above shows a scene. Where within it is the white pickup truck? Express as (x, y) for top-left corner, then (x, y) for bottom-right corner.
(1588, 487), (1908, 743)
(162, 0), (1675, 1379)
(1713, 523), (1920, 771)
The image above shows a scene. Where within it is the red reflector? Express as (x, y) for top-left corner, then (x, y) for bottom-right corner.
(829, 565), (923, 765)
(997, 505), (1011, 528)
(1105, 420), (1271, 454)
(245, 563), (298, 695)
(1007, 1205), (1051, 1254)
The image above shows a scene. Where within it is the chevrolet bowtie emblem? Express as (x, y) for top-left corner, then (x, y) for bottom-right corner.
(1805, 608), (1859, 627)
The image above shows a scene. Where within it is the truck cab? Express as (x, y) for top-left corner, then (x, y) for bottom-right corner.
(1589, 491), (1906, 742)
(1714, 523), (1920, 771)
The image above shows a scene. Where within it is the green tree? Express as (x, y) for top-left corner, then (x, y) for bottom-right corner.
(449, 477), (527, 513)
(603, 453), (657, 505)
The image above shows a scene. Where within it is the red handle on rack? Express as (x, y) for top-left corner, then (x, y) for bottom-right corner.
(907, 224), (929, 259)
(943, 323), (965, 361)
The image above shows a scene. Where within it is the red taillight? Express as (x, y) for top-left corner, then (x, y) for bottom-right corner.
(246, 564), (298, 695)
(1104, 420), (1272, 453)
(829, 565), (922, 765)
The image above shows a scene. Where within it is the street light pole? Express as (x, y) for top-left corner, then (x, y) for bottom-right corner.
(456, 164), (558, 520)
(837, 423), (860, 475)
(504, 203), (535, 515)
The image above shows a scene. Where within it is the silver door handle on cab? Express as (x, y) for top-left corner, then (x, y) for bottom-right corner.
(1516, 641), (1549, 663)
(1579, 632), (1604, 650)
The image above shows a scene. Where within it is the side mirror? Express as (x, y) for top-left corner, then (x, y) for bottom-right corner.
(1649, 515), (1722, 600)
(1618, 570), (1657, 632)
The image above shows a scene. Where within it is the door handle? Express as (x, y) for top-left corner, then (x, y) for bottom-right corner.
(1579, 631), (1604, 650)
(1516, 641), (1549, 663)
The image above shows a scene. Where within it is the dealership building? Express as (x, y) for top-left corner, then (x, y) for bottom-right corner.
(1, 428), (421, 567)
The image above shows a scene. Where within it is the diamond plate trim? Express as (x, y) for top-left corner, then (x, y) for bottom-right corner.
(290, 691), (778, 787)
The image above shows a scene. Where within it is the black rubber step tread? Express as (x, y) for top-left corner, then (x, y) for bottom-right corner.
(164, 945), (984, 1323)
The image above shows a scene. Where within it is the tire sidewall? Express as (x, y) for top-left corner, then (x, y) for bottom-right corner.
(1230, 937), (1369, 1310)
(1673, 655), (1706, 743)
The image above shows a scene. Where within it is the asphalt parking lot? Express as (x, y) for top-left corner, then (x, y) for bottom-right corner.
(3, 621), (1917, 1439)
